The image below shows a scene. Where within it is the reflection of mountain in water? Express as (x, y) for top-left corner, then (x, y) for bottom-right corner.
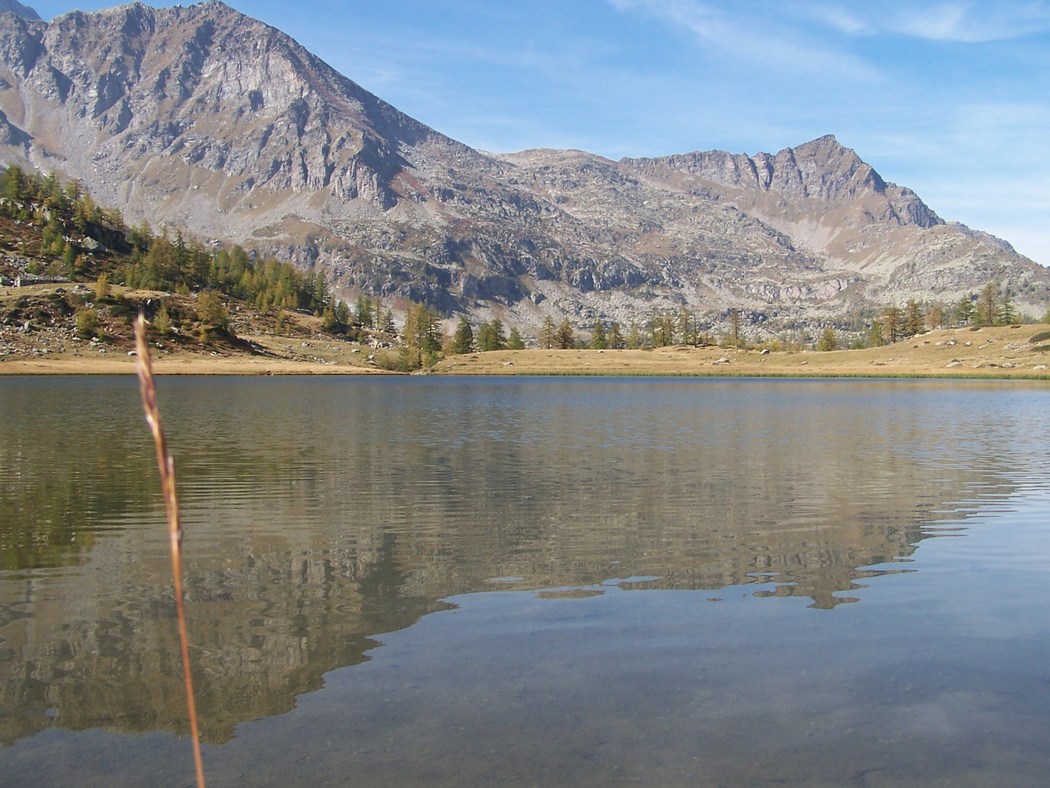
(0, 378), (1031, 745)
(0, 533), (450, 745)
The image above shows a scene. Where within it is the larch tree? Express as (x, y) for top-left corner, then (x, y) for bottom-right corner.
(903, 299), (925, 337)
(477, 319), (506, 351)
(881, 306), (902, 344)
(507, 326), (526, 350)
(817, 326), (837, 351)
(539, 316), (556, 350)
(556, 318), (576, 349)
(977, 283), (1000, 327)
(590, 319), (607, 349)
(452, 316), (474, 354)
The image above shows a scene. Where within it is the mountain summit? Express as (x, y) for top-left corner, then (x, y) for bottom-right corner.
(0, 2), (1045, 331)
(0, 1), (39, 21)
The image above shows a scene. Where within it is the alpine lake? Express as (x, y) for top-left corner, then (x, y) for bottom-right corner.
(2, 375), (1050, 787)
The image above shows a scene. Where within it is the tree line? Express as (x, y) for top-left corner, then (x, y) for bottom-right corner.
(817, 284), (1039, 352)
(409, 282), (1047, 370)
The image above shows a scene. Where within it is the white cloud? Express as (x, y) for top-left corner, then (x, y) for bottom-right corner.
(804, 1), (1050, 42)
(607, 0), (880, 81)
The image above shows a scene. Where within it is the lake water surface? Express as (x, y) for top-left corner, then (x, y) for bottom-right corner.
(2, 376), (1050, 786)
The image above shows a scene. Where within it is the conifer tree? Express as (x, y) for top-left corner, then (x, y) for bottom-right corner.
(94, 272), (111, 301)
(626, 323), (644, 349)
(507, 326), (526, 349)
(590, 319), (607, 349)
(727, 308), (742, 348)
(868, 320), (884, 347)
(452, 316), (474, 354)
(977, 283), (1000, 327)
(903, 299), (925, 336)
(356, 295), (374, 329)
(678, 309), (695, 346)
(556, 318), (575, 349)
(953, 296), (974, 326)
(335, 300), (351, 328)
(817, 326), (837, 351)
(154, 302), (173, 335)
(401, 302), (441, 369)
(197, 291), (229, 333)
(881, 306), (902, 343)
(75, 307), (99, 338)
(477, 318), (506, 351)
(539, 315), (556, 349)
(999, 289), (1016, 325)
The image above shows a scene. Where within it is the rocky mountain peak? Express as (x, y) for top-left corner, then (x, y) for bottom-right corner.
(0, 0), (39, 21)
(4, 0), (475, 213)
(624, 133), (881, 204)
(620, 133), (942, 234)
(0, 2), (1045, 333)
(778, 133), (885, 199)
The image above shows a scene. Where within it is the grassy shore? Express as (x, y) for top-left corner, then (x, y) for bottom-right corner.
(3, 321), (1049, 379)
(429, 325), (1050, 379)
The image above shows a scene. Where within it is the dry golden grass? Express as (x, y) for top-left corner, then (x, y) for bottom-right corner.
(3, 297), (1048, 380)
(431, 325), (1050, 379)
(133, 315), (206, 788)
(0, 351), (392, 375)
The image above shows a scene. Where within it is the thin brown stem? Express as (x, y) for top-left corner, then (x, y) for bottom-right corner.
(134, 313), (206, 788)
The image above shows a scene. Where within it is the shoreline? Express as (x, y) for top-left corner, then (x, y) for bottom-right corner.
(0, 356), (394, 376)
(3, 324), (1049, 380)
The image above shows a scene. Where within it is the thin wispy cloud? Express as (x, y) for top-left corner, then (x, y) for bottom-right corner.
(607, 0), (880, 81)
(807, 1), (1050, 42)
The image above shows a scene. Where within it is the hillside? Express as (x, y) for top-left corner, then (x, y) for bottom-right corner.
(0, 164), (396, 372)
(0, 2), (1047, 337)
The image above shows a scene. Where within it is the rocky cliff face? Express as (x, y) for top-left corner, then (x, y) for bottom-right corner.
(0, 1), (1046, 333)
(0, 0), (37, 21)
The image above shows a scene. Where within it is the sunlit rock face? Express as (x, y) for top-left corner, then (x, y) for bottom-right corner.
(0, 2), (1046, 332)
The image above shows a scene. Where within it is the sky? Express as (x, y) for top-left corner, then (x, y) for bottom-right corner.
(30, 0), (1050, 266)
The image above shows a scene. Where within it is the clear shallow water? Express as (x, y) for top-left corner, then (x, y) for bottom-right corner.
(1, 375), (1049, 786)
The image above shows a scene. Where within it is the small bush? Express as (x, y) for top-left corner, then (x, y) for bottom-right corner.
(74, 307), (99, 338)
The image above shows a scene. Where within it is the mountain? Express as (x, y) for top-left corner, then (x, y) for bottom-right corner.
(1, 1), (1046, 334)
(0, 1), (38, 21)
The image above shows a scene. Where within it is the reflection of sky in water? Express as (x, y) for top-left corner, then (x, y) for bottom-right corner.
(1, 377), (1050, 785)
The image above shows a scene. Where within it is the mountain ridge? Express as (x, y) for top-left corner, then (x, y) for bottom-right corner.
(0, 1), (1046, 333)
(0, 0), (38, 22)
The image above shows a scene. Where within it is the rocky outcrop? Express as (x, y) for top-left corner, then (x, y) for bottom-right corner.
(0, 2), (1046, 335)
(623, 134), (942, 228)
(0, 0), (38, 22)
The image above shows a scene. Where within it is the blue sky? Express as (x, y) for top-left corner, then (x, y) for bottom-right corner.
(31, 1), (1050, 266)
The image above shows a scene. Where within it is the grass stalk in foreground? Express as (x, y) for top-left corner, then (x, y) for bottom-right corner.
(134, 314), (206, 788)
